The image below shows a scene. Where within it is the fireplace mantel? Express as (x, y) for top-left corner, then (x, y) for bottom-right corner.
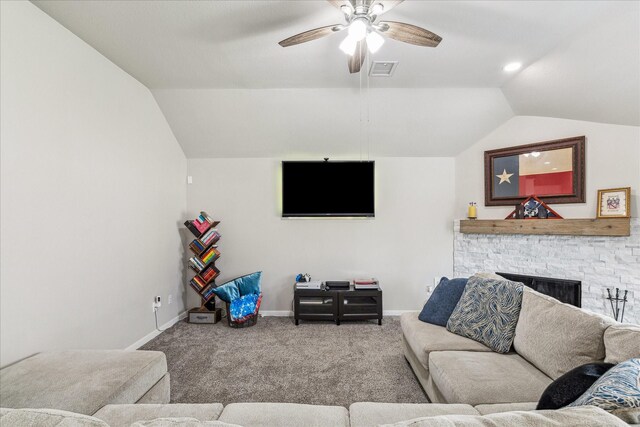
(459, 218), (630, 237)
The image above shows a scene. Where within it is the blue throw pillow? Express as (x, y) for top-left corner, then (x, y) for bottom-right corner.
(418, 277), (468, 326)
(446, 275), (524, 353)
(569, 357), (640, 413)
(211, 282), (240, 303)
(236, 271), (262, 296)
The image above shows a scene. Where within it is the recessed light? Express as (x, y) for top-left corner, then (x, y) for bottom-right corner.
(544, 161), (551, 165)
(503, 62), (522, 72)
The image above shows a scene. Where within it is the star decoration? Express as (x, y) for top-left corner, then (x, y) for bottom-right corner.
(496, 169), (514, 184)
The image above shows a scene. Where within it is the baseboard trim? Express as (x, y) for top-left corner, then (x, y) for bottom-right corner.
(260, 310), (293, 317)
(125, 310), (188, 351)
(383, 310), (415, 316)
(259, 310), (414, 317)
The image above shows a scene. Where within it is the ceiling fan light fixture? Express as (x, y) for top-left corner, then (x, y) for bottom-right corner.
(366, 31), (384, 53)
(339, 34), (358, 56)
(370, 3), (384, 15)
(340, 4), (351, 15)
(348, 18), (368, 41)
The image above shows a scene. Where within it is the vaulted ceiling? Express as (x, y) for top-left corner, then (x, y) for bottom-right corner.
(33, 0), (640, 157)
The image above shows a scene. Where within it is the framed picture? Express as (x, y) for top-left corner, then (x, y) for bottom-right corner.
(597, 187), (631, 218)
(484, 136), (585, 206)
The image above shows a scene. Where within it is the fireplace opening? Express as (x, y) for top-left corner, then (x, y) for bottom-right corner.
(496, 272), (582, 307)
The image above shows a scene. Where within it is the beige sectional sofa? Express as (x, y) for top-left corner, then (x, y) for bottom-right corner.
(401, 286), (640, 406)
(1, 288), (638, 426)
(0, 402), (630, 426)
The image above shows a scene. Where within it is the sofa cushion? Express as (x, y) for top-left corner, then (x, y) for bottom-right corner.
(473, 402), (537, 415)
(513, 288), (613, 379)
(401, 313), (491, 368)
(93, 404), (224, 427)
(0, 407), (109, 426)
(0, 350), (168, 415)
(612, 407), (640, 424)
(131, 419), (240, 427)
(428, 351), (552, 405)
(536, 362), (614, 410)
(377, 406), (627, 427)
(569, 357), (640, 412)
(604, 323), (640, 364)
(218, 402), (349, 427)
(349, 402), (479, 427)
(446, 276), (523, 354)
(419, 278), (468, 327)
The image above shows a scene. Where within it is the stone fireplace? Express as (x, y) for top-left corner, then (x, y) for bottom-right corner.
(453, 218), (640, 324)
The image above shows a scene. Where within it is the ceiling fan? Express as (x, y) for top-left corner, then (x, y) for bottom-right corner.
(278, 0), (442, 74)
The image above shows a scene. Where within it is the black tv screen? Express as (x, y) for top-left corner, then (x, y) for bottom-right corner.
(282, 161), (374, 217)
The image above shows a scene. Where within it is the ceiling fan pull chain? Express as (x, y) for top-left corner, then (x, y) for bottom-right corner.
(359, 43), (363, 162)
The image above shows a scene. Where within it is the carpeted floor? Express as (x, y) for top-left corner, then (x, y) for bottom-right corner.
(141, 316), (428, 407)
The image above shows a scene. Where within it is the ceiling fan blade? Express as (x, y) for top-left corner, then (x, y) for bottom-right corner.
(348, 39), (368, 74)
(278, 24), (343, 47)
(378, 21), (442, 47)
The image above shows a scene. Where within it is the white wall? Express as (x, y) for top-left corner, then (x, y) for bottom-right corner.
(0, 1), (187, 367)
(186, 157), (456, 313)
(455, 116), (640, 220)
(152, 88), (513, 158)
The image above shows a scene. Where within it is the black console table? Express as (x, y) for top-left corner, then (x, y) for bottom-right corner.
(294, 285), (382, 325)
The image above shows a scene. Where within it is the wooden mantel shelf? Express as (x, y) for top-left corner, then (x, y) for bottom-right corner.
(460, 218), (630, 237)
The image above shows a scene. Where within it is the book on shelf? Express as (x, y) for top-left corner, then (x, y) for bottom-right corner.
(200, 229), (221, 246)
(185, 211), (216, 238)
(189, 240), (204, 254)
(190, 276), (207, 292)
(354, 278), (378, 285)
(354, 278), (380, 290)
(200, 247), (220, 264)
(184, 221), (202, 237)
(188, 256), (206, 271)
(201, 285), (216, 301)
(193, 219), (209, 234)
(355, 284), (380, 290)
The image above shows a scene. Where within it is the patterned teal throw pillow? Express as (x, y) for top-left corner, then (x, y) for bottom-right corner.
(446, 275), (524, 353)
(569, 358), (640, 413)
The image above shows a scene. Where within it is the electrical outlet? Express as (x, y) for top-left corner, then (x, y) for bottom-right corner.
(152, 296), (162, 311)
(168, 294), (173, 305)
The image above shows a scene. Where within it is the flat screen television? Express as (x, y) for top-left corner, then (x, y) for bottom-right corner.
(282, 161), (374, 217)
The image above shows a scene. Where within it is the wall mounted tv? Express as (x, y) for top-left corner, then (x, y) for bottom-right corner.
(282, 161), (375, 218)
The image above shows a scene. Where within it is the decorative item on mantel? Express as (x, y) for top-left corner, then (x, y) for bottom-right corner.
(597, 187), (631, 219)
(505, 195), (563, 220)
(184, 211), (223, 324)
(467, 202), (478, 220)
(606, 288), (628, 322)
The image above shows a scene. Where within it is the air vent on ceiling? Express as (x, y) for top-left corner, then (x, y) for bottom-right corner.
(369, 61), (398, 77)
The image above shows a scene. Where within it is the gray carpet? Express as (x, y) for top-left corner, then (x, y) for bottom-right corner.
(141, 316), (428, 407)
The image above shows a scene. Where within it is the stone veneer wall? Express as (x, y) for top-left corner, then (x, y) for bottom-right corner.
(453, 218), (640, 325)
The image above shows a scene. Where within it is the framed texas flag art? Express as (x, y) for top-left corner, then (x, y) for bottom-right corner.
(484, 136), (585, 206)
